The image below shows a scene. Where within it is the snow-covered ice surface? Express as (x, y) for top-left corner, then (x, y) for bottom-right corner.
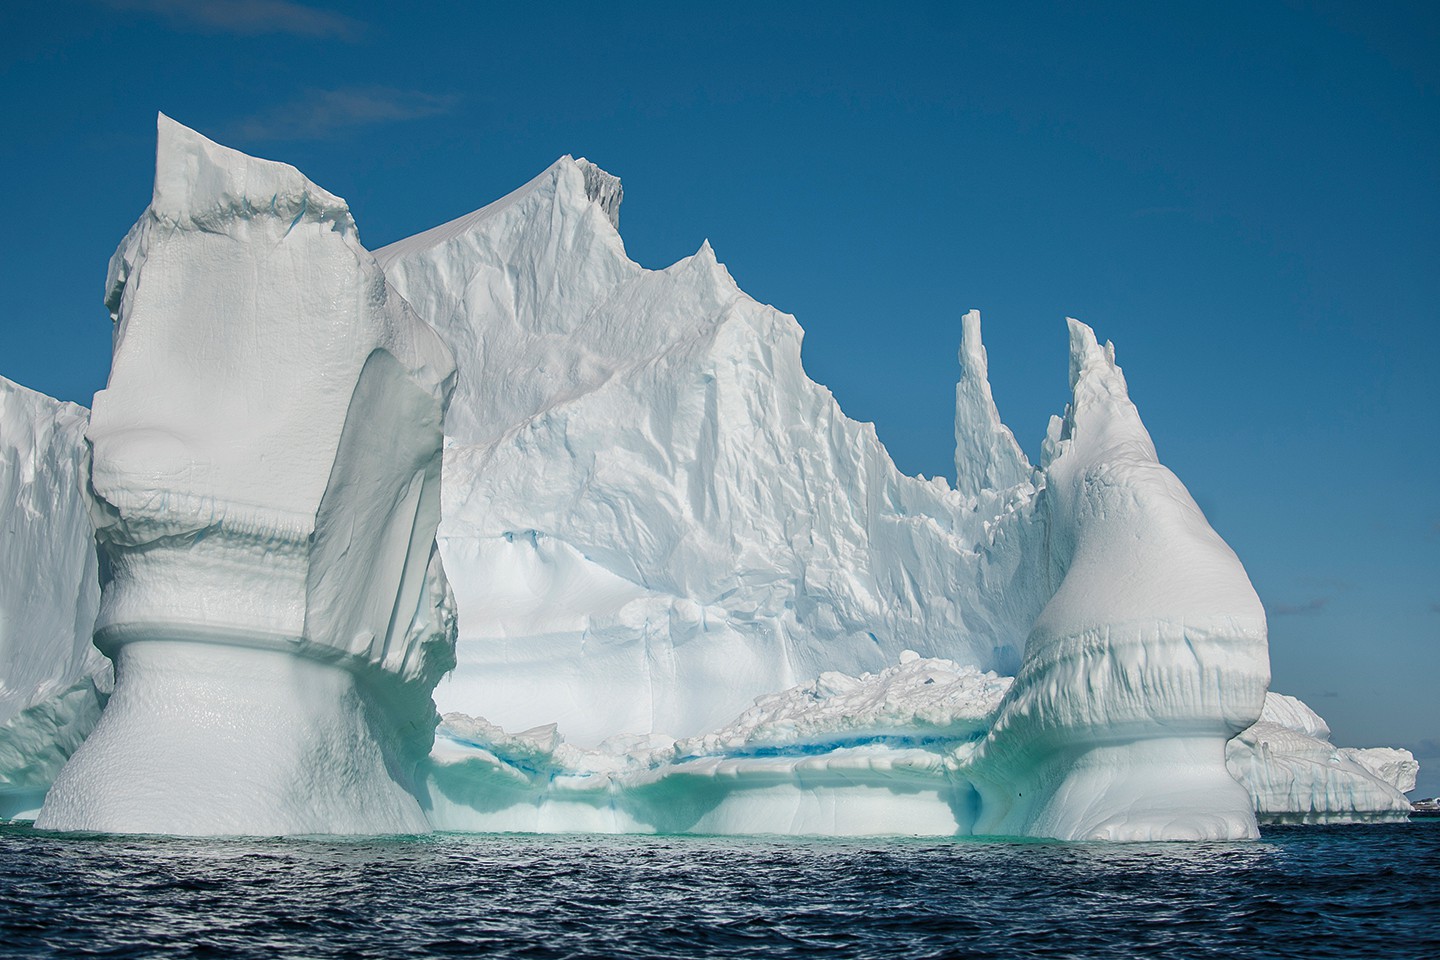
(1227, 693), (1416, 822)
(34, 117), (458, 836)
(0, 378), (108, 820)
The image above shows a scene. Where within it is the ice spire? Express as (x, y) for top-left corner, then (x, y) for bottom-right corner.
(966, 318), (1270, 840)
(953, 310), (1031, 498)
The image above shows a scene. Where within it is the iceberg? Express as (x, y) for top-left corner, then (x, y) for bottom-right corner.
(0, 136), (1419, 838)
(33, 116), (458, 836)
(961, 321), (1271, 840)
(0, 377), (107, 820)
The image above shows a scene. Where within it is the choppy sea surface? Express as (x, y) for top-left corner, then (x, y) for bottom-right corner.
(1, 820), (1437, 959)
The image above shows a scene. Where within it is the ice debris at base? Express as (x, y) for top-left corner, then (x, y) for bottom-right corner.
(426, 654), (1002, 835)
(0, 131), (1421, 838)
(1227, 693), (1417, 822)
(424, 658), (1410, 837)
(33, 116), (458, 837)
(0, 377), (108, 820)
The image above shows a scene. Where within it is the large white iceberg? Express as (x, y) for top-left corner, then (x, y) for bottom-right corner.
(34, 116), (458, 836)
(0, 377), (107, 819)
(0, 137), (1419, 838)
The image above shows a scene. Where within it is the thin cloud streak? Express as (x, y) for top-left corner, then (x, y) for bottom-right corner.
(233, 87), (459, 141)
(1267, 597), (1329, 617)
(98, 0), (365, 41)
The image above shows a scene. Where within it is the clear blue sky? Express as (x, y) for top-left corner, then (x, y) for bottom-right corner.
(2, 1), (1436, 792)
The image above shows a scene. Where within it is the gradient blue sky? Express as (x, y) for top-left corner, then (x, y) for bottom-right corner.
(2, 1), (1436, 792)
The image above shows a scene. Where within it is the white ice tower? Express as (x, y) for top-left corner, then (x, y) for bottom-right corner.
(965, 320), (1271, 840)
(35, 116), (458, 836)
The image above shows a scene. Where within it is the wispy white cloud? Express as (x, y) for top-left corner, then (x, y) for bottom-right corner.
(233, 87), (458, 141)
(99, 0), (365, 41)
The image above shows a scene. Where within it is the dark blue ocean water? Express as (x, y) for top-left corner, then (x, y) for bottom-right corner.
(1, 821), (1436, 959)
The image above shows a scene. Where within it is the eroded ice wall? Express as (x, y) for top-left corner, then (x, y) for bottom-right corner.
(35, 116), (457, 836)
(0, 377), (107, 819)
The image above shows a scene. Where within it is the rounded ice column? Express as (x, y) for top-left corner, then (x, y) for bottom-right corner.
(965, 320), (1269, 841)
(35, 116), (457, 836)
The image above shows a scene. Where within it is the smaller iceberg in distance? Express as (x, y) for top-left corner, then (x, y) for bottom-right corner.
(1227, 692), (1417, 822)
(34, 116), (458, 837)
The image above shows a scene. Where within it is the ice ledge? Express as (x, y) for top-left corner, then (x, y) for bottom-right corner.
(151, 113), (355, 235)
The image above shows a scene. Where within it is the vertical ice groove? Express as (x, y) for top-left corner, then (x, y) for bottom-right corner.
(575, 158), (623, 230)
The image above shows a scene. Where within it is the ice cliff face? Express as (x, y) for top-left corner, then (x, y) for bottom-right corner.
(378, 160), (1033, 745)
(34, 116), (457, 836)
(0, 378), (107, 819)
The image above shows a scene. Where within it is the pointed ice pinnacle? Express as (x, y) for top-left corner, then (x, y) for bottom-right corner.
(953, 310), (1031, 499)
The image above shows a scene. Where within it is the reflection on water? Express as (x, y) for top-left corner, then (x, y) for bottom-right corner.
(2, 823), (1436, 958)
